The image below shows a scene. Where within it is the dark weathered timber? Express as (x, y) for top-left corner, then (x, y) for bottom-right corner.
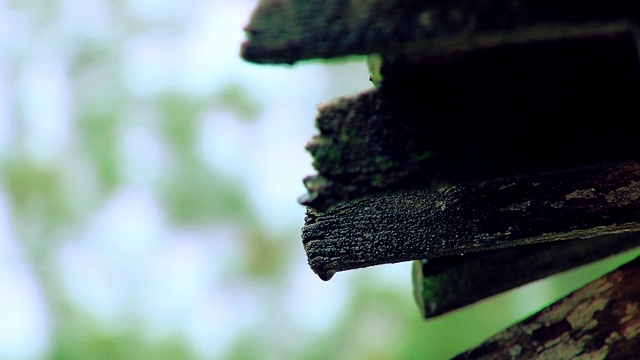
(302, 163), (640, 281)
(413, 235), (640, 319)
(452, 256), (640, 359)
(300, 36), (640, 212)
(241, 0), (640, 64)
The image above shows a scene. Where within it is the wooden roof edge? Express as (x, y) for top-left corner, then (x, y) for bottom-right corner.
(241, 0), (640, 64)
(302, 163), (640, 280)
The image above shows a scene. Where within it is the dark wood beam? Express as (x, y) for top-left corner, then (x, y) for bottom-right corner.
(413, 236), (640, 318)
(300, 36), (640, 212)
(302, 163), (640, 281)
(241, 0), (640, 64)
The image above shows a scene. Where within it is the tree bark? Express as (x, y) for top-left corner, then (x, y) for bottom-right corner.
(452, 256), (640, 360)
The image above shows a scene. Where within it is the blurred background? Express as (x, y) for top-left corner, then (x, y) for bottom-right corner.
(1, 1), (639, 359)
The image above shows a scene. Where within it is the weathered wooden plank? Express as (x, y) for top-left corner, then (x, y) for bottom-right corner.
(452, 255), (640, 359)
(302, 163), (640, 280)
(413, 235), (640, 318)
(241, 0), (640, 64)
(300, 35), (640, 212)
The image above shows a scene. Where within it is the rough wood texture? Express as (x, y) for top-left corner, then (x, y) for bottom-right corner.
(452, 255), (640, 359)
(241, 0), (640, 64)
(413, 235), (640, 318)
(300, 35), (640, 212)
(302, 163), (640, 281)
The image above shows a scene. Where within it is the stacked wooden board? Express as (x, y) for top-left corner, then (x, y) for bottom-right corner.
(241, 1), (640, 357)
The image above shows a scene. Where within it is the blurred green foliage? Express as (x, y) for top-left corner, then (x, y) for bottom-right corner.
(49, 314), (195, 360)
(78, 113), (123, 192)
(214, 83), (263, 121)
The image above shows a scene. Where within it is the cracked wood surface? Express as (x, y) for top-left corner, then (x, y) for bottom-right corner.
(241, 0), (640, 64)
(302, 163), (640, 281)
(452, 255), (640, 359)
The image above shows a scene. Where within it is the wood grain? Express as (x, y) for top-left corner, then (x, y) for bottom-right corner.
(302, 163), (640, 280)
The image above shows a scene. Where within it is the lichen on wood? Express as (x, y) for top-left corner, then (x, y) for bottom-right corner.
(299, 89), (436, 212)
(452, 255), (640, 359)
